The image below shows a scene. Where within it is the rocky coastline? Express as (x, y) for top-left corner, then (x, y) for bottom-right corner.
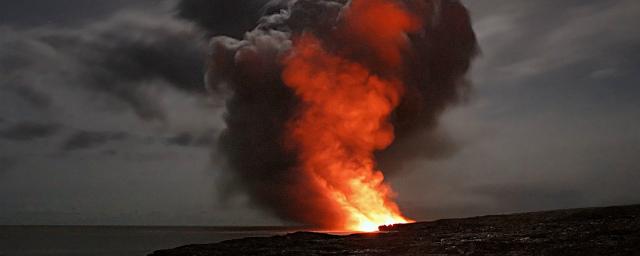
(150, 205), (640, 255)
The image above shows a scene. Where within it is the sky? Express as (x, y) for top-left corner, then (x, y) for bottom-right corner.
(0, 0), (639, 226)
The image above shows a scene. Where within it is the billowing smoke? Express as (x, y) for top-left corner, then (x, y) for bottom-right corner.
(202, 0), (477, 228)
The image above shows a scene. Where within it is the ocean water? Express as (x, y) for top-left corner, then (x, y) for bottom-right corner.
(0, 226), (300, 256)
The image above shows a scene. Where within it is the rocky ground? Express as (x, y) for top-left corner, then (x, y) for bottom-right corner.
(150, 204), (640, 255)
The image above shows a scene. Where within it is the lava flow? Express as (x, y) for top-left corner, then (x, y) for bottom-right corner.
(282, 0), (419, 232)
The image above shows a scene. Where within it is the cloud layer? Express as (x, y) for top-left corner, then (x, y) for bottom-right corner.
(0, 0), (638, 225)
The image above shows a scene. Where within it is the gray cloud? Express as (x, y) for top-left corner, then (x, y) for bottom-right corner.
(0, 0), (161, 28)
(390, 0), (640, 220)
(165, 131), (216, 148)
(0, 157), (17, 173)
(176, 0), (273, 37)
(470, 183), (586, 212)
(0, 11), (207, 121)
(1, 0), (639, 227)
(0, 122), (60, 141)
(62, 131), (129, 151)
(465, 0), (640, 85)
(0, 0), (252, 226)
(5, 84), (52, 109)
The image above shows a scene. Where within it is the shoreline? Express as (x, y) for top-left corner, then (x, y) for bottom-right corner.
(150, 204), (640, 255)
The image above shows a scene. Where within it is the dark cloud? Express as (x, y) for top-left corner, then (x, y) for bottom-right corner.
(165, 131), (216, 147)
(176, 0), (273, 38)
(5, 84), (52, 109)
(0, 122), (59, 141)
(0, 0), (260, 226)
(50, 19), (206, 120)
(166, 133), (193, 146)
(1, 12), (207, 121)
(62, 131), (129, 151)
(0, 157), (17, 173)
(92, 29), (207, 94)
(0, 0), (159, 27)
(0, 0), (638, 227)
(378, 0), (478, 173)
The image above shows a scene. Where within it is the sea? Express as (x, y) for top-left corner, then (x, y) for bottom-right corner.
(0, 226), (305, 256)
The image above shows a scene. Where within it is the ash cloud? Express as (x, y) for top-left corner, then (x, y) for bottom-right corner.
(204, 0), (477, 226)
(176, 0), (273, 38)
(378, 0), (479, 173)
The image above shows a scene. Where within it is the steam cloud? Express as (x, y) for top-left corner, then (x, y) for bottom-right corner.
(202, 0), (478, 227)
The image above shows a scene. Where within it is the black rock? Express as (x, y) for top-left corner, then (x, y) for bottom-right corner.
(150, 205), (640, 255)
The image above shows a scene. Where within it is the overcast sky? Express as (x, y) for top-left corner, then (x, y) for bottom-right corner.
(0, 0), (639, 226)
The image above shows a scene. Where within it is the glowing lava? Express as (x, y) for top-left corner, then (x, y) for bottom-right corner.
(282, 0), (419, 232)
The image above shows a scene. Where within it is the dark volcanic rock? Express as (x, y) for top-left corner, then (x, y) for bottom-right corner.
(150, 205), (640, 255)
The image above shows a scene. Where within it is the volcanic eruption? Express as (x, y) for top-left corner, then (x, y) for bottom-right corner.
(207, 0), (477, 231)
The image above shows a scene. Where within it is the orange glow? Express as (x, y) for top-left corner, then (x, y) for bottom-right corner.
(341, 0), (421, 66)
(281, 0), (419, 232)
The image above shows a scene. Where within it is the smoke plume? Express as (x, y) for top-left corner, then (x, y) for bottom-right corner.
(205, 0), (477, 229)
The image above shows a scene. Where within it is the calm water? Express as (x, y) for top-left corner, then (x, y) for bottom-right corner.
(0, 226), (302, 256)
